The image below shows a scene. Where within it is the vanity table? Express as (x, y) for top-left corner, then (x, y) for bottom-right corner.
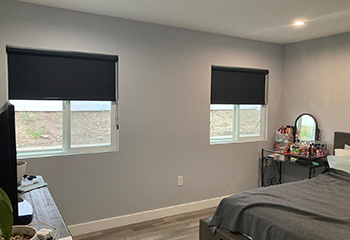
(261, 148), (328, 187)
(262, 113), (328, 187)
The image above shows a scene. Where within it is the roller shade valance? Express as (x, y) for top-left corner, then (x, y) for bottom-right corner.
(211, 66), (268, 105)
(7, 46), (118, 101)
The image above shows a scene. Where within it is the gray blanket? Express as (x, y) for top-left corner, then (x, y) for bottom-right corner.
(208, 169), (350, 240)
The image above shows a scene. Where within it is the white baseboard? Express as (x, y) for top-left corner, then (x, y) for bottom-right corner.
(69, 195), (229, 236)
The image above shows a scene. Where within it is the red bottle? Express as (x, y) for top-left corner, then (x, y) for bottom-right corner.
(308, 144), (313, 157)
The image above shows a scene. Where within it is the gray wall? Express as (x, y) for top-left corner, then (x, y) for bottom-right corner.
(282, 32), (350, 153)
(0, 1), (283, 225)
(281, 32), (350, 181)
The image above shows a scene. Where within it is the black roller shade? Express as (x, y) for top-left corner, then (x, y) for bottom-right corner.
(7, 46), (118, 101)
(211, 66), (268, 105)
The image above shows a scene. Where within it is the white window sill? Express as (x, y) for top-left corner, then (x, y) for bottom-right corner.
(17, 148), (118, 160)
(210, 138), (267, 145)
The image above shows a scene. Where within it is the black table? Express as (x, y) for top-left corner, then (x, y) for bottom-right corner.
(261, 148), (328, 187)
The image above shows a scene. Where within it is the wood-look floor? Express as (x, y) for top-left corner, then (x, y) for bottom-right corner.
(74, 207), (216, 240)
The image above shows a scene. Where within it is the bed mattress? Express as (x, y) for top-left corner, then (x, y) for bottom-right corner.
(208, 169), (350, 240)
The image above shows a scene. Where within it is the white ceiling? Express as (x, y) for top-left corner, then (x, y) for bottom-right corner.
(17, 0), (350, 45)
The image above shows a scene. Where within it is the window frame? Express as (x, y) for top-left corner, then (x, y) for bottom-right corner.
(210, 104), (267, 144)
(15, 100), (119, 159)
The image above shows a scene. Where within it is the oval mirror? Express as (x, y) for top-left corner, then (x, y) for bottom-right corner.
(295, 113), (318, 142)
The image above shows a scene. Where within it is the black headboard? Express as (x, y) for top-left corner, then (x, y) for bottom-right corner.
(334, 132), (350, 151)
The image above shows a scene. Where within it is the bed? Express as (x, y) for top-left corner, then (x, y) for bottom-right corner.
(200, 132), (350, 240)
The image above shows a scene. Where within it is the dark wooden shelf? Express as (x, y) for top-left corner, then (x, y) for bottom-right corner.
(19, 176), (72, 239)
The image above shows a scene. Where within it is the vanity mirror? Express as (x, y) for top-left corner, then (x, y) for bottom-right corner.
(294, 113), (320, 142)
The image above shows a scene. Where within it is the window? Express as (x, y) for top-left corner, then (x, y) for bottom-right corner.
(6, 46), (119, 157)
(11, 100), (63, 153)
(210, 104), (266, 143)
(10, 100), (117, 157)
(70, 101), (113, 148)
(210, 66), (268, 144)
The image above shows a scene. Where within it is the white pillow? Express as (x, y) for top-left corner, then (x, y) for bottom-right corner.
(327, 156), (350, 173)
(345, 144), (350, 150)
(334, 149), (350, 156)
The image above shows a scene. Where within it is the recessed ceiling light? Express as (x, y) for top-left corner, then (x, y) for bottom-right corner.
(294, 21), (305, 26)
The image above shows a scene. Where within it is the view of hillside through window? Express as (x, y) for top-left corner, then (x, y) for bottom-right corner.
(11, 100), (111, 153)
(239, 105), (261, 136)
(210, 105), (261, 139)
(70, 101), (111, 148)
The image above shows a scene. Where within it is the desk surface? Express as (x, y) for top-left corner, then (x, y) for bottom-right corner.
(262, 148), (327, 161)
(19, 176), (72, 239)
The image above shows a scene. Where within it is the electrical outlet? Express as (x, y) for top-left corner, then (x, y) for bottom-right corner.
(178, 176), (183, 187)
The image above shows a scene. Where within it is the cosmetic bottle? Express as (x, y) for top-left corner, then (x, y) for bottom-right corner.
(300, 142), (308, 156)
(286, 125), (291, 134)
(316, 147), (320, 158)
(308, 143), (313, 158)
(323, 144), (328, 156)
(295, 140), (301, 155)
(312, 144), (317, 157)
